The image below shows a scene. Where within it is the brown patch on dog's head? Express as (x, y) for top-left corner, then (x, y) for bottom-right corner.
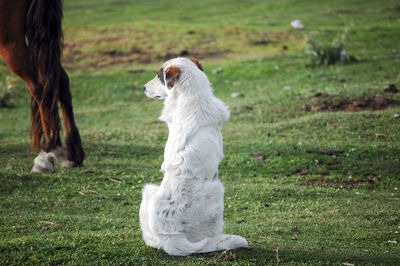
(165, 66), (181, 89)
(188, 57), (203, 71)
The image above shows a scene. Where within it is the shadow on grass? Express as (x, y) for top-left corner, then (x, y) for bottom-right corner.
(0, 142), (162, 193)
(1, 239), (398, 264)
(84, 141), (163, 160)
(0, 142), (33, 157)
(0, 171), (38, 195)
(130, 245), (400, 264)
(0, 141), (162, 165)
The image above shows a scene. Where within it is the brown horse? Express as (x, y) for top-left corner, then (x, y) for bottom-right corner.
(0, 0), (85, 172)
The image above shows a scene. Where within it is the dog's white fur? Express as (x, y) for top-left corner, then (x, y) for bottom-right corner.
(140, 57), (248, 256)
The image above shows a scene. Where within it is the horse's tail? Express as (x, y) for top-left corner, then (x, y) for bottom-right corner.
(30, 97), (42, 150)
(25, 0), (63, 149)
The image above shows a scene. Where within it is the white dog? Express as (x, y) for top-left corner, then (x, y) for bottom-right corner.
(139, 57), (248, 256)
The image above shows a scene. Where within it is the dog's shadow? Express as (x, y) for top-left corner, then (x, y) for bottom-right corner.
(141, 246), (273, 264)
(143, 244), (400, 264)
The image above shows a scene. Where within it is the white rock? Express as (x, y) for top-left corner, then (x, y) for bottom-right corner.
(212, 67), (223, 74)
(231, 92), (242, 98)
(283, 86), (291, 91)
(290, 20), (305, 30)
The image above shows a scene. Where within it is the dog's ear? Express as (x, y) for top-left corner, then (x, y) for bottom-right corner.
(188, 58), (203, 71)
(165, 66), (181, 89)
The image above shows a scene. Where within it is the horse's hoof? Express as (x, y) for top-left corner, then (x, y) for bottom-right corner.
(31, 152), (57, 173)
(62, 160), (83, 168)
(31, 164), (54, 173)
(53, 146), (67, 159)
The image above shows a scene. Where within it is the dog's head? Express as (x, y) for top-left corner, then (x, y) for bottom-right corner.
(143, 57), (204, 99)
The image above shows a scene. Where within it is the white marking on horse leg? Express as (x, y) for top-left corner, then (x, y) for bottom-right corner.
(31, 151), (57, 173)
(31, 146), (66, 173)
(62, 160), (77, 168)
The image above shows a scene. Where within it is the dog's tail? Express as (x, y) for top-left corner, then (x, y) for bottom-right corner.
(162, 233), (248, 256)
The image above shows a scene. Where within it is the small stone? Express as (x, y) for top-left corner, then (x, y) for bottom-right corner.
(290, 19), (305, 30)
(283, 86), (291, 90)
(212, 67), (223, 74)
(231, 92), (243, 98)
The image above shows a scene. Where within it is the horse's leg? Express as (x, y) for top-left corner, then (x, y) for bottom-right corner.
(31, 92), (63, 173)
(0, 0), (35, 95)
(0, 0), (63, 172)
(30, 97), (59, 172)
(58, 67), (85, 167)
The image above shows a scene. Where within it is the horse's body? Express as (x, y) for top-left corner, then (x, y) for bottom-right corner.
(0, 0), (85, 172)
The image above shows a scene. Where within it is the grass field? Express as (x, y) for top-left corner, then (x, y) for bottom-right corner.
(1, 0), (400, 264)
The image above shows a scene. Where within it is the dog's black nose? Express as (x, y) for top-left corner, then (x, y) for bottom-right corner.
(142, 85), (146, 92)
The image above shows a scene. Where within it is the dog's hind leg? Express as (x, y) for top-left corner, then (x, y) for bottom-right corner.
(140, 184), (162, 248)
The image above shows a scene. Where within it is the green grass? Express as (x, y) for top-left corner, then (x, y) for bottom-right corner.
(1, 0), (400, 264)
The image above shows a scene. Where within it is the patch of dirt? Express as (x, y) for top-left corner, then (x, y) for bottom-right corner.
(291, 227), (299, 233)
(384, 84), (398, 93)
(292, 168), (310, 175)
(247, 30), (303, 46)
(209, 250), (237, 262)
(155, 48), (224, 62)
(384, 5), (400, 13)
(63, 36), (224, 69)
(99, 47), (152, 65)
(224, 253), (237, 262)
(127, 69), (145, 73)
(302, 93), (398, 112)
(306, 150), (344, 156)
(251, 39), (274, 45)
(253, 153), (270, 163)
(324, 159), (341, 165)
(62, 25), (302, 70)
